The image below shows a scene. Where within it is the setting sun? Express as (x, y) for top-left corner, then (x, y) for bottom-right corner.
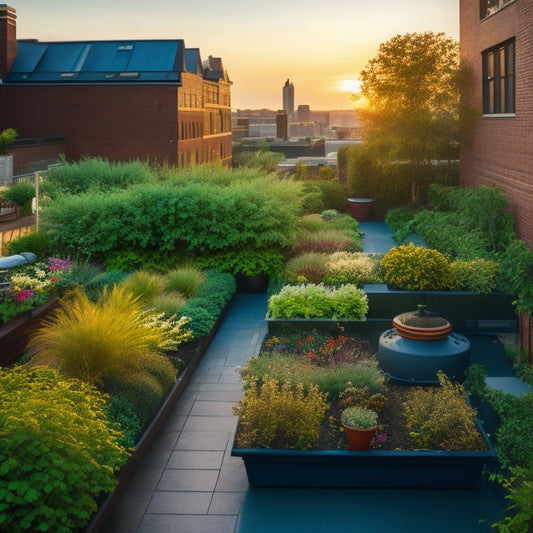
(339, 79), (362, 94)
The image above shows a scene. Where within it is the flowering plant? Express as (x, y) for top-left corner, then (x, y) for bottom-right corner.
(0, 257), (71, 323)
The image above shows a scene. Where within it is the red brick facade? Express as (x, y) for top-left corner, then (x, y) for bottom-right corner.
(460, 0), (533, 247)
(0, 5), (232, 170)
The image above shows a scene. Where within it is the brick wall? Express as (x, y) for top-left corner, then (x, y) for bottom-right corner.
(0, 84), (180, 165)
(8, 138), (65, 175)
(460, 0), (533, 247)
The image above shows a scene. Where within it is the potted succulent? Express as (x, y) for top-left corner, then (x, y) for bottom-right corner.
(341, 406), (378, 450)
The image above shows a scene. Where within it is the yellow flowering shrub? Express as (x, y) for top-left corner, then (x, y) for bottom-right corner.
(403, 371), (485, 451)
(380, 243), (457, 291)
(233, 376), (329, 450)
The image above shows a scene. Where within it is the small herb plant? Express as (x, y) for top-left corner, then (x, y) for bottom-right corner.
(341, 406), (378, 429)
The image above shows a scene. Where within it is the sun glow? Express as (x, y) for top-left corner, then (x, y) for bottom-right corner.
(339, 78), (362, 94)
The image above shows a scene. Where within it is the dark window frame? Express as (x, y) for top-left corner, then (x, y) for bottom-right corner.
(482, 39), (515, 115)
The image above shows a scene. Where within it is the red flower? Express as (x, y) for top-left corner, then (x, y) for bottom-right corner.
(16, 289), (34, 302)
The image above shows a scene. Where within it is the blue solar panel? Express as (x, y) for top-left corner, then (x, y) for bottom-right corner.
(4, 39), (186, 83)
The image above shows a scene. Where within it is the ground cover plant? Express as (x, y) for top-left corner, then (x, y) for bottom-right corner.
(0, 366), (130, 533)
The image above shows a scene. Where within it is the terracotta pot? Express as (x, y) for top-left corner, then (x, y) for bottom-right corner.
(348, 198), (373, 220)
(343, 424), (378, 450)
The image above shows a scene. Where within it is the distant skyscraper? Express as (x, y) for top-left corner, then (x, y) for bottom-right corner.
(298, 104), (310, 123)
(282, 79), (294, 120)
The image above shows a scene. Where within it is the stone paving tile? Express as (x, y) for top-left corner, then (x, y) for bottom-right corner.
(175, 430), (232, 451)
(137, 514), (237, 533)
(167, 450), (224, 470)
(146, 490), (212, 514)
(190, 400), (235, 417)
(183, 415), (235, 433)
(157, 469), (219, 492)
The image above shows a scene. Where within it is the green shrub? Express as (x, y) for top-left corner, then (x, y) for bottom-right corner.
(0, 127), (17, 153)
(490, 466), (533, 533)
(0, 366), (130, 533)
(267, 283), (368, 320)
(283, 252), (329, 284)
(302, 180), (347, 212)
(233, 376), (329, 450)
(84, 270), (130, 301)
(165, 266), (203, 297)
(194, 270), (236, 307)
(4, 182), (35, 215)
(106, 394), (142, 448)
(43, 157), (153, 197)
(105, 366), (165, 426)
(492, 391), (533, 469)
(450, 258), (500, 294)
(197, 246), (286, 276)
(380, 243), (457, 290)
(5, 230), (54, 260)
(42, 170), (302, 263)
(403, 371), (485, 451)
(499, 239), (533, 315)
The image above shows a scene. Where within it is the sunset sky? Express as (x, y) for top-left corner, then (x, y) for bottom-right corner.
(11, 0), (459, 111)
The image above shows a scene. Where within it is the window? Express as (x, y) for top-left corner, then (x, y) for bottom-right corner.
(480, 0), (516, 20)
(482, 40), (515, 115)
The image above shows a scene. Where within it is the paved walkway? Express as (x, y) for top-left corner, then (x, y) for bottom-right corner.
(101, 222), (510, 533)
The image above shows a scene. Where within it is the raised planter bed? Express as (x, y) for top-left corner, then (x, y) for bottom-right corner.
(232, 421), (496, 489)
(0, 294), (59, 366)
(84, 298), (232, 533)
(364, 284), (517, 335)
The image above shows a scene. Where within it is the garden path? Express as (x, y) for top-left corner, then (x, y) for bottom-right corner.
(101, 221), (514, 533)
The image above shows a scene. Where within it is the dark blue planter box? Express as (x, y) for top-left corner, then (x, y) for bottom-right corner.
(232, 422), (496, 489)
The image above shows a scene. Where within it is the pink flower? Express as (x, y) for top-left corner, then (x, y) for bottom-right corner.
(16, 289), (34, 302)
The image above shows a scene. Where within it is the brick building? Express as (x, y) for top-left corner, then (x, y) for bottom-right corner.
(459, 0), (533, 247)
(0, 4), (232, 169)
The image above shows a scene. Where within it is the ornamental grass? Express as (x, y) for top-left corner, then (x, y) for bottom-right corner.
(28, 286), (192, 384)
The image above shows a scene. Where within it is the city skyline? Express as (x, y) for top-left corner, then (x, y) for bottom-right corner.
(10, 0), (459, 110)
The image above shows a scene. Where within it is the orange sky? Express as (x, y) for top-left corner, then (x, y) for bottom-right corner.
(11, 0), (459, 111)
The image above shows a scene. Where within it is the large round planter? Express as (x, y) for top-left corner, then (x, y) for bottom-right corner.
(348, 198), (373, 220)
(343, 424), (378, 450)
(232, 420), (496, 488)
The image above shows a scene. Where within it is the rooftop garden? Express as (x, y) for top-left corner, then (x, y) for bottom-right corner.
(0, 155), (532, 532)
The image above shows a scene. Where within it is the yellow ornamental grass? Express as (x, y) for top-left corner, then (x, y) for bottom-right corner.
(380, 243), (457, 291)
(28, 286), (192, 384)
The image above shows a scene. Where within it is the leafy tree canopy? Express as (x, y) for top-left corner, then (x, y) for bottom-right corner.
(358, 32), (461, 165)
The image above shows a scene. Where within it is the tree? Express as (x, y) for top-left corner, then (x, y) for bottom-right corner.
(357, 32), (463, 203)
